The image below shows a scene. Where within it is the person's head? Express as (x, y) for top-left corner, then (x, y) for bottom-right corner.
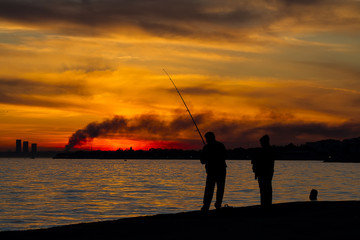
(204, 132), (216, 144)
(260, 134), (270, 147)
(309, 189), (318, 201)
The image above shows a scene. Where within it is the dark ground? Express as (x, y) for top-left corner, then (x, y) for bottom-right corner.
(1, 201), (359, 240)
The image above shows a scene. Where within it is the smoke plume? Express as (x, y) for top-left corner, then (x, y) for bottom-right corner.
(65, 113), (360, 150)
(65, 114), (199, 150)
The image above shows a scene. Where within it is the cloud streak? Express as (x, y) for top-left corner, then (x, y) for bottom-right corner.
(0, 78), (89, 96)
(0, 77), (91, 109)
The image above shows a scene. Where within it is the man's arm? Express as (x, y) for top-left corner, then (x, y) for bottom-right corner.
(200, 145), (207, 164)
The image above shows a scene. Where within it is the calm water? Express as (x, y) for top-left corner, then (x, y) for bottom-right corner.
(0, 158), (359, 231)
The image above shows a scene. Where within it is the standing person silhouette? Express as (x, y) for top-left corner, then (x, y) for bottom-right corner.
(200, 132), (227, 211)
(251, 134), (276, 209)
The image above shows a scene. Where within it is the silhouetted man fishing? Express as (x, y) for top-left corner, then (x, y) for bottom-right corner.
(164, 71), (227, 211)
(251, 134), (276, 209)
(200, 132), (227, 211)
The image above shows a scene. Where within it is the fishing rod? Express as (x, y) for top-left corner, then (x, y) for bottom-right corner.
(163, 69), (206, 145)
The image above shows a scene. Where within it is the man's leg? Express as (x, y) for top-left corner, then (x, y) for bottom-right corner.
(202, 174), (215, 211)
(215, 169), (226, 209)
(258, 175), (273, 208)
(263, 176), (273, 207)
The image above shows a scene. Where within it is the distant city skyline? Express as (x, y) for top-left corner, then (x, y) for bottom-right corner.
(14, 139), (37, 153)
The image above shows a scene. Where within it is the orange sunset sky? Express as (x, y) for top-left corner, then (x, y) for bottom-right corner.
(0, 0), (360, 151)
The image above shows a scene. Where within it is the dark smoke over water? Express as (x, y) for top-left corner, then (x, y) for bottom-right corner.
(65, 116), (127, 150)
(65, 113), (360, 150)
(65, 114), (197, 150)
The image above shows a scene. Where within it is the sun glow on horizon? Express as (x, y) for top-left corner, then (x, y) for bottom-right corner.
(70, 138), (199, 151)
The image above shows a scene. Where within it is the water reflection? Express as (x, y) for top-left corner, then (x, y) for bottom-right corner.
(0, 158), (359, 231)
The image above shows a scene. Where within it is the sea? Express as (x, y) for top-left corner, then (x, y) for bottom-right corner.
(0, 158), (359, 231)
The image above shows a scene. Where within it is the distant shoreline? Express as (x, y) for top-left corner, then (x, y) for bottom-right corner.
(1, 201), (359, 239)
(1, 136), (359, 162)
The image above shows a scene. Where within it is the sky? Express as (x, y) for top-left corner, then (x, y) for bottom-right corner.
(0, 0), (360, 151)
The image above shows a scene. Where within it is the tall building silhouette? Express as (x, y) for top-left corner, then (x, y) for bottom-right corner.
(23, 141), (29, 153)
(31, 143), (37, 153)
(16, 139), (21, 153)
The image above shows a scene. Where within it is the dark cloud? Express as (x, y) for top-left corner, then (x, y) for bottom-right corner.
(277, 0), (360, 30)
(0, 91), (84, 109)
(0, 1), (246, 40)
(65, 112), (360, 150)
(296, 61), (360, 80)
(0, 77), (90, 108)
(279, 0), (324, 6)
(177, 86), (226, 95)
(4, 0), (355, 40)
(0, 78), (89, 96)
(0, 0), (258, 26)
